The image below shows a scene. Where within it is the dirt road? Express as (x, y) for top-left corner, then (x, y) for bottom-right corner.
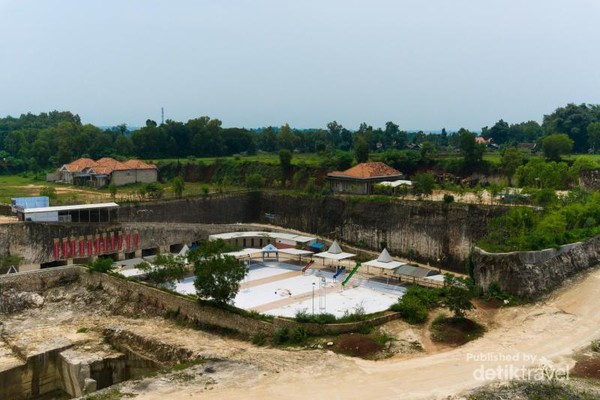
(140, 267), (600, 400)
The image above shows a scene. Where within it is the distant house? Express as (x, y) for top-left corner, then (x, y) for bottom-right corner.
(327, 162), (404, 194)
(56, 157), (157, 188)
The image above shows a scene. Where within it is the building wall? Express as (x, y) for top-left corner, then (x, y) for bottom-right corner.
(135, 169), (157, 184)
(330, 179), (368, 194)
(111, 171), (137, 186)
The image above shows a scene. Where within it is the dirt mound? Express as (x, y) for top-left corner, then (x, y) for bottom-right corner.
(335, 334), (384, 358)
(572, 357), (600, 380)
(431, 316), (485, 346)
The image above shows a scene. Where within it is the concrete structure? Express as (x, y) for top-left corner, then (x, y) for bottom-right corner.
(16, 203), (119, 223)
(327, 162), (404, 194)
(57, 157), (157, 188)
(209, 231), (316, 249)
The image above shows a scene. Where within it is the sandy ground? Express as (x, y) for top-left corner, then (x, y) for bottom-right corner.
(130, 266), (600, 400)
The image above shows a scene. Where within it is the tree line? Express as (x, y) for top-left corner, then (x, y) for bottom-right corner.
(1, 103), (599, 174)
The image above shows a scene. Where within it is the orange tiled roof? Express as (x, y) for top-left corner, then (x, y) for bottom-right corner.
(328, 162), (402, 179)
(92, 157), (128, 174)
(123, 159), (157, 170)
(63, 158), (97, 173)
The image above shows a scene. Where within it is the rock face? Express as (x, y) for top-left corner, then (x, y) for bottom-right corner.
(260, 194), (506, 272)
(472, 237), (600, 299)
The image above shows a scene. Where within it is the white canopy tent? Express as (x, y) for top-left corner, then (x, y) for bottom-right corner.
(314, 240), (355, 264)
(377, 180), (412, 187)
(223, 248), (262, 259)
(363, 248), (406, 273)
(278, 248), (314, 261)
(261, 243), (279, 261)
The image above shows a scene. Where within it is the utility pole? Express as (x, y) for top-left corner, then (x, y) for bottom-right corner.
(161, 107), (164, 125)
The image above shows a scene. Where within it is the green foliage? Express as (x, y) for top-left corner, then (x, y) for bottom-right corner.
(0, 254), (23, 273)
(304, 177), (318, 195)
(76, 327), (88, 333)
(108, 183), (117, 201)
(390, 295), (428, 324)
(443, 193), (455, 203)
(459, 129), (485, 170)
(145, 182), (164, 199)
(172, 176), (185, 198)
(251, 332), (267, 346)
(542, 133), (574, 161)
(412, 172), (435, 197)
(87, 257), (114, 273)
(480, 190), (600, 252)
(354, 136), (369, 163)
(443, 275), (474, 318)
(39, 186), (57, 202)
(500, 147), (525, 184)
(273, 327), (290, 345)
(515, 158), (572, 189)
(592, 339), (600, 352)
(246, 172), (265, 190)
(137, 254), (187, 287)
(192, 241), (247, 304)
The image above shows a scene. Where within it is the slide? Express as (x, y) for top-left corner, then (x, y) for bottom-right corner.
(302, 260), (314, 273)
(333, 267), (346, 279)
(342, 263), (361, 287)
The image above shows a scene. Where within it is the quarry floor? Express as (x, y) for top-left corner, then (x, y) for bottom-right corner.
(2, 267), (600, 400)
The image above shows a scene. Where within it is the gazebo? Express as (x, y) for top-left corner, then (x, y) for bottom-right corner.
(363, 248), (406, 273)
(261, 243), (280, 261)
(314, 240), (355, 265)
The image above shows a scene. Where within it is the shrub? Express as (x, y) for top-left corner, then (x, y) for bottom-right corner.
(592, 340), (600, 352)
(443, 194), (455, 203)
(87, 258), (114, 273)
(391, 295), (428, 324)
(273, 327), (290, 345)
(289, 327), (309, 344)
(251, 332), (267, 346)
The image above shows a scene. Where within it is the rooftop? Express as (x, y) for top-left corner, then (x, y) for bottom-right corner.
(328, 162), (403, 180)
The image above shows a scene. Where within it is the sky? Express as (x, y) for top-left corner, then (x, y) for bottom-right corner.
(1, 0), (599, 131)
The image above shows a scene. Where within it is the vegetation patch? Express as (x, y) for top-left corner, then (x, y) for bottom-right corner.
(571, 357), (600, 380)
(467, 380), (600, 400)
(430, 315), (485, 345)
(334, 333), (385, 359)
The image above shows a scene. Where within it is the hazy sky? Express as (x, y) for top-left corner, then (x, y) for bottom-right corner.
(1, 1), (599, 131)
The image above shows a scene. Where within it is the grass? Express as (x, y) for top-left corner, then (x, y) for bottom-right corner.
(145, 153), (324, 167)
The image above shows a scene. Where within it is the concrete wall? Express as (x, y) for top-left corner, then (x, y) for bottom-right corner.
(472, 237), (600, 299)
(135, 169), (157, 184)
(111, 170), (137, 186)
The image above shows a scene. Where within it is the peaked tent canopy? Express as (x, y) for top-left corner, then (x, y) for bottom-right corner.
(363, 248), (406, 271)
(261, 243), (279, 261)
(314, 240), (356, 262)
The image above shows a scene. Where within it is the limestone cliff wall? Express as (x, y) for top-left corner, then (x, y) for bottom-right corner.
(0, 193), (506, 273)
(472, 237), (600, 299)
(260, 194), (506, 272)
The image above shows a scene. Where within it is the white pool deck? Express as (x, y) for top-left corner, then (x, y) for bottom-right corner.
(174, 262), (405, 318)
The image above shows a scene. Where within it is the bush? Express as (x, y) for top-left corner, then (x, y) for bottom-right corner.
(288, 327), (309, 344)
(273, 327), (290, 345)
(592, 340), (600, 352)
(443, 194), (455, 203)
(391, 295), (428, 324)
(251, 332), (267, 346)
(87, 257), (114, 273)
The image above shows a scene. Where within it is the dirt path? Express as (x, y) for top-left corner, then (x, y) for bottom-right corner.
(139, 267), (600, 400)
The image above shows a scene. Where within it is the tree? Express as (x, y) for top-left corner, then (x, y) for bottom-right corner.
(354, 136), (369, 163)
(412, 172), (435, 198)
(172, 176), (185, 198)
(0, 254), (23, 274)
(500, 147), (525, 185)
(136, 254), (187, 288)
(246, 172), (265, 190)
(458, 129), (484, 169)
(108, 183), (117, 201)
(279, 148), (293, 186)
(193, 253), (247, 304)
(588, 122), (600, 153)
(443, 275), (474, 318)
(541, 133), (573, 161)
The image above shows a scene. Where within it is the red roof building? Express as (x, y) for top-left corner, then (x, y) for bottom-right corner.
(327, 162), (404, 194)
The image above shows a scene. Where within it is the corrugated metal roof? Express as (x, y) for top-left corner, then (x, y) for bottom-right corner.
(394, 265), (438, 278)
